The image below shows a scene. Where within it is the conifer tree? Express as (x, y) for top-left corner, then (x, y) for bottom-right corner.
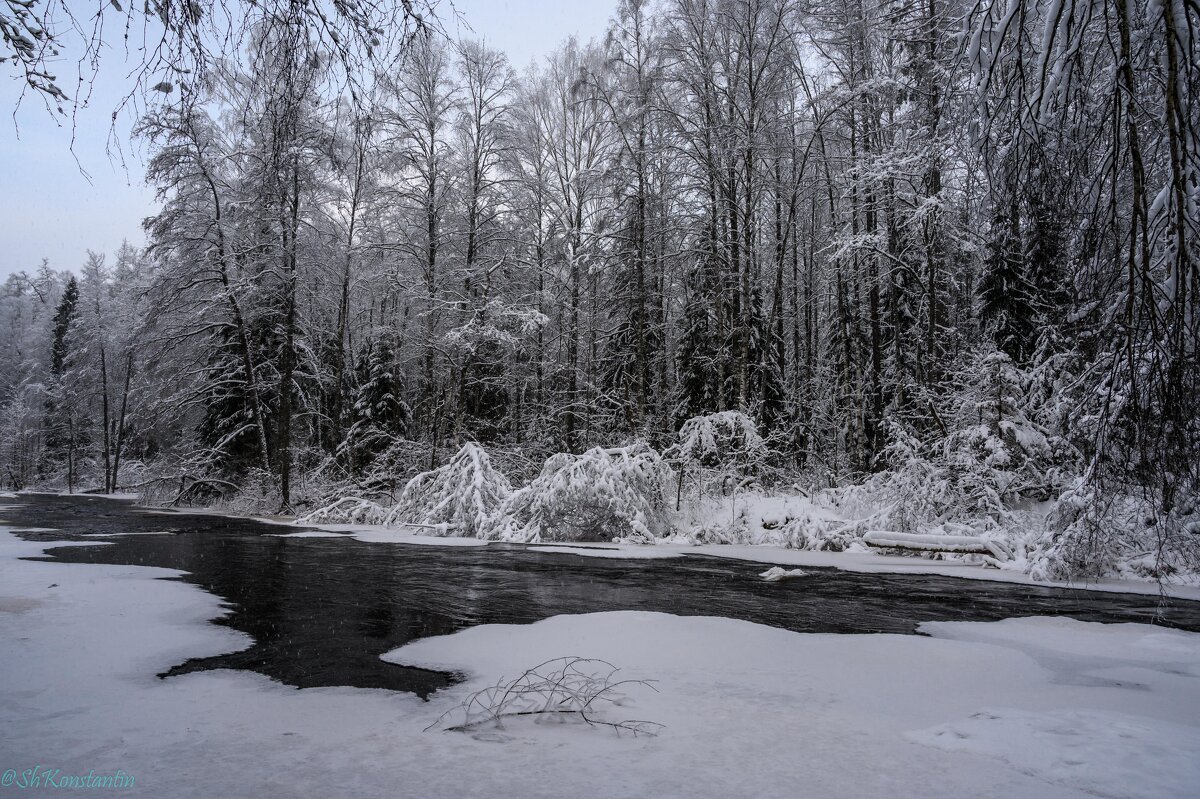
(343, 337), (412, 469)
(42, 276), (81, 487)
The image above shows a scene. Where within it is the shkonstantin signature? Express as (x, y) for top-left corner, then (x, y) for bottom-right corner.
(1, 766), (134, 790)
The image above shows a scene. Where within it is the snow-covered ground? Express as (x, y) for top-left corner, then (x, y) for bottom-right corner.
(2, 527), (1198, 798)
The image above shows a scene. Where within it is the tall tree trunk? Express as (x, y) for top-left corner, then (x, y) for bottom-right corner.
(111, 349), (134, 493)
(198, 152), (271, 472)
(277, 162), (301, 511)
(97, 340), (113, 493)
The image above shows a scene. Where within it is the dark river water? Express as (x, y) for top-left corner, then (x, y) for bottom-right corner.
(4, 494), (1199, 698)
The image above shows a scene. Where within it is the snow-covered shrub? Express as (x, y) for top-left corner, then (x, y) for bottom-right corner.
(214, 467), (279, 514)
(670, 411), (770, 536)
(383, 442), (512, 536)
(1030, 481), (1200, 582)
(356, 438), (433, 496)
(482, 442), (675, 543)
(679, 490), (859, 551)
(858, 422), (1009, 534)
(112, 458), (149, 490)
(481, 443), (549, 488)
(840, 349), (1076, 549)
(775, 504), (866, 552)
(1019, 337), (1200, 582)
(297, 496), (389, 526)
(674, 411), (767, 470)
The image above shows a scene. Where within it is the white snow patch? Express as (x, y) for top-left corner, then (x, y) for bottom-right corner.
(758, 566), (808, 581)
(919, 616), (1200, 683)
(528, 544), (683, 560)
(256, 518), (491, 546)
(348, 528), (490, 546)
(79, 531), (175, 537)
(906, 709), (1200, 799)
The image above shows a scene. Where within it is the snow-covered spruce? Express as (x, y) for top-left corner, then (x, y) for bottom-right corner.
(382, 443), (513, 536)
(482, 443), (675, 543)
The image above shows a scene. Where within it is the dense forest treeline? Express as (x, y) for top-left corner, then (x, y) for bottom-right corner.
(1, 0), (1196, 575)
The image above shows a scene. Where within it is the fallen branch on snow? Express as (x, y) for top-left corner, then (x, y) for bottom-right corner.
(426, 656), (662, 737)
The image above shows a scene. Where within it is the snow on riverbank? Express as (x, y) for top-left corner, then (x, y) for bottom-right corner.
(19, 492), (1200, 599)
(528, 543), (684, 559)
(223, 505), (1200, 600)
(1, 527), (1198, 798)
(187, 492), (1200, 599)
(267, 523), (490, 546)
(662, 543), (1200, 601)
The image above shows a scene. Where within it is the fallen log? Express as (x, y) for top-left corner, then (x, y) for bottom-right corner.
(862, 530), (1012, 562)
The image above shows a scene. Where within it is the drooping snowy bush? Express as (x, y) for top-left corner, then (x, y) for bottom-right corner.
(1030, 481), (1200, 581)
(674, 410), (767, 470)
(442, 300), (548, 355)
(669, 411), (777, 539)
(383, 442), (513, 536)
(681, 490), (856, 550)
(355, 438), (434, 494)
(482, 442), (675, 543)
(854, 422), (1010, 535)
(298, 496), (389, 526)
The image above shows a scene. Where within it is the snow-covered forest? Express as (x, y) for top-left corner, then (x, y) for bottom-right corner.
(1, 0), (1197, 581)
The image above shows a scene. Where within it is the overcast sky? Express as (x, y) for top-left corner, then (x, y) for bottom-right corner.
(0, 0), (614, 280)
